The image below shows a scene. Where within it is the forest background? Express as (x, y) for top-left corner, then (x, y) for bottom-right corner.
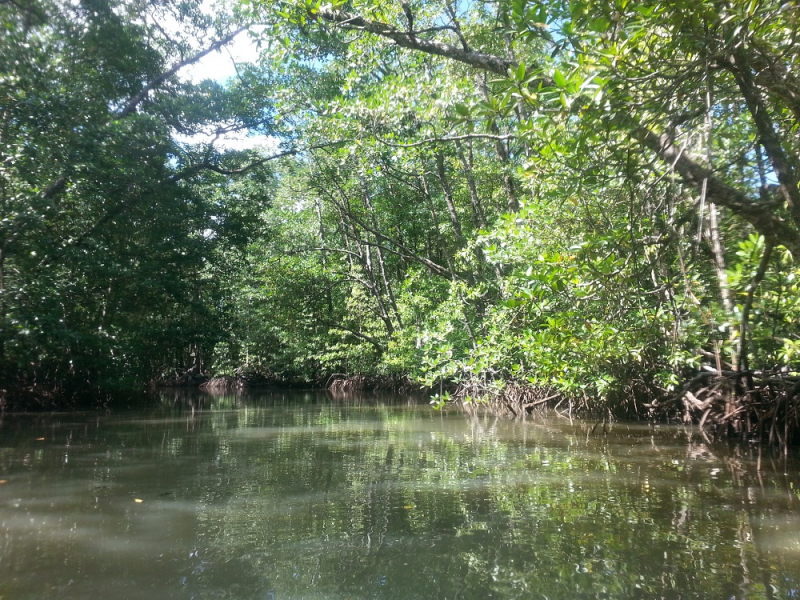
(1, 0), (799, 439)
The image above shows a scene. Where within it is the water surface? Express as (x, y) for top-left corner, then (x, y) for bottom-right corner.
(1, 390), (799, 599)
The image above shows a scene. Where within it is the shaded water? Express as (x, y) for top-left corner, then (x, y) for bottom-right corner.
(1, 390), (799, 599)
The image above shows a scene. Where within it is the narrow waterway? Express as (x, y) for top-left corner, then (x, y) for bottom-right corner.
(1, 390), (799, 599)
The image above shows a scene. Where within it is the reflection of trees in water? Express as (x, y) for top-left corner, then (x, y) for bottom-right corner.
(152, 388), (425, 412)
(153, 388), (328, 411)
(171, 403), (800, 599)
(1, 398), (798, 598)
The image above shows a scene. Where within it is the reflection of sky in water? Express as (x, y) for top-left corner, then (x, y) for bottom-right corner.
(1, 391), (799, 599)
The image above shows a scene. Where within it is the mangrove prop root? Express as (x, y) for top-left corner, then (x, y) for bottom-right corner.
(650, 369), (800, 445)
(327, 374), (422, 395)
(452, 370), (800, 447)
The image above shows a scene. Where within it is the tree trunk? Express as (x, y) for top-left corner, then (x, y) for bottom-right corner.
(455, 139), (487, 229)
(479, 76), (520, 213)
(0, 247), (5, 368)
(344, 212), (396, 337)
(738, 239), (774, 374)
(435, 151), (464, 244)
(701, 68), (733, 316)
(420, 172), (456, 278)
(361, 181), (402, 328)
(315, 197), (334, 317)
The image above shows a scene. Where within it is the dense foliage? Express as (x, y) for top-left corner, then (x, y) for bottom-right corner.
(227, 0), (800, 425)
(3, 0), (800, 433)
(0, 0), (274, 399)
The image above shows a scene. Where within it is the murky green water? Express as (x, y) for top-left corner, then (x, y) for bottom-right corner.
(1, 390), (799, 599)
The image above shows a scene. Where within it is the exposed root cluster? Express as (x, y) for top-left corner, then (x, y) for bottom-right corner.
(448, 369), (800, 447)
(200, 375), (246, 391)
(156, 367), (208, 387)
(649, 369), (800, 444)
(195, 370), (298, 390)
(327, 374), (421, 395)
(452, 380), (562, 417)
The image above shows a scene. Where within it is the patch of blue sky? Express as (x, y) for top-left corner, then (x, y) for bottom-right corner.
(173, 22), (277, 152)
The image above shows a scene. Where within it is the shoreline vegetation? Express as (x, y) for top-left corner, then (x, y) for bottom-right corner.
(3, 369), (799, 448)
(1, 1), (798, 445)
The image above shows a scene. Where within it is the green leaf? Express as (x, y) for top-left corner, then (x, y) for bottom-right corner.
(589, 16), (610, 33)
(516, 61), (526, 82)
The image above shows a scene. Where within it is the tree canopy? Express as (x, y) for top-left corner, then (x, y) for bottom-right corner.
(2, 0), (799, 437)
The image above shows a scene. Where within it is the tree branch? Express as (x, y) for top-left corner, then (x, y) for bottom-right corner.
(73, 141), (348, 247)
(41, 176), (67, 200)
(309, 5), (800, 256)
(313, 6), (519, 79)
(629, 123), (800, 256)
(118, 26), (248, 119)
(339, 206), (455, 279)
(375, 132), (514, 148)
(726, 49), (800, 230)
(35, 27), (252, 208)
(319, 319), (386, 351)
(168, 140), (350, 182)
